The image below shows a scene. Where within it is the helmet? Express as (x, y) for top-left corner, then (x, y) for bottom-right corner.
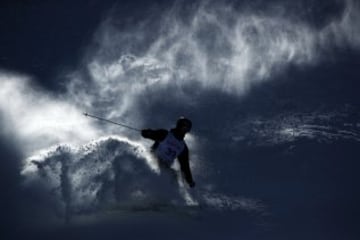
(176, 117), (192, 132)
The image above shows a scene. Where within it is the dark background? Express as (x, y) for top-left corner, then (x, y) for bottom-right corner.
(1, 0), (359, 239)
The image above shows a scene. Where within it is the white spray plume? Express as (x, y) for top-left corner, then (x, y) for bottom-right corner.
(65, 0), (360, 129)
(0, 73), (100, 156)
(0, 1), (359, 160)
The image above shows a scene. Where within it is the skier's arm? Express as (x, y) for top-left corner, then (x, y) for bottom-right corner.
(178, 146), (195, 188)
(141, 129), (168, 142)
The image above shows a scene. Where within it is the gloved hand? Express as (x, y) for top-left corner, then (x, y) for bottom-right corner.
(141, 129), (150, 138)
(189, 181), (196, 188)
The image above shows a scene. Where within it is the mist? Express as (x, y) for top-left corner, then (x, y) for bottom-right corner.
(1, 0), (359, 159)
(0, 0), (359, 237)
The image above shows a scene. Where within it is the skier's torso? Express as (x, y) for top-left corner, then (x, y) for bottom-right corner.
(154, 131), (185, 165)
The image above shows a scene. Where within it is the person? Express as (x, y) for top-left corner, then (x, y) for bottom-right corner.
(141, 117), (196, 188)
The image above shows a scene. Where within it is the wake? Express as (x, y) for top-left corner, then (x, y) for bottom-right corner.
(21, 136), (262, 224)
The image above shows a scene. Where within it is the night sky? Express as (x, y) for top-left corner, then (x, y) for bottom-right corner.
(1, 0), (360, 239)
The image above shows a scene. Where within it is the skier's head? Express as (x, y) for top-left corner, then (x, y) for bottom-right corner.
(176, 117), (192, 133)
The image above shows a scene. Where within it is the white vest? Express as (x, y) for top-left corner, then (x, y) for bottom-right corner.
(154, 131), (185, 165)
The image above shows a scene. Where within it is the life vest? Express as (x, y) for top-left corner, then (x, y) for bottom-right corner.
(154, 131), (185, 165)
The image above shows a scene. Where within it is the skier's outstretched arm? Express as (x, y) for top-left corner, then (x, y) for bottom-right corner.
(141, 129), (168, 142)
